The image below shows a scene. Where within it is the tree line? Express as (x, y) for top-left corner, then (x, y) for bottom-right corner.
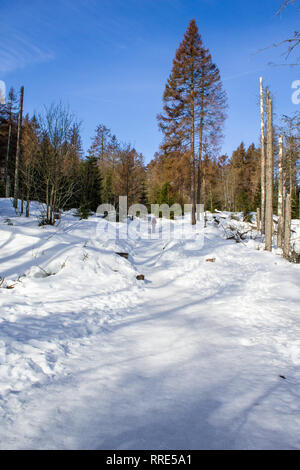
(0, 19), (299, 261)
(0, 97), (146, 223)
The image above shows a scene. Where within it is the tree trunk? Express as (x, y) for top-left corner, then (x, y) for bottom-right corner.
(190, 67), (196, 226)
(260, 77), (266, 234)
(277, 135), (284, 248)
(196, 163), (201, 220)
(190, 134), (196, 225)
(13, 86), (24, 209)
(26, 197), (30, 217)
(46, 179), (50, 222)
(5, 123), (12, 198)
(265, 91), (273, 252)
(197, 88), (204, 220)
(49, 185), (55, 225)
(283, 193), (291, 259)
(256, 207), (261, 231)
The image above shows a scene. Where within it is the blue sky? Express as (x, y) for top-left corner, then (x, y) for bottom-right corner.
(0, 0), (299, 163)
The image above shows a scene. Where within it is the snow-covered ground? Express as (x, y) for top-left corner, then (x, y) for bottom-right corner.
(0, 198), (300, 450)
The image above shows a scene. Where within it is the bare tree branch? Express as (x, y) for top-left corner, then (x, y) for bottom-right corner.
(258, 0), (300, 66)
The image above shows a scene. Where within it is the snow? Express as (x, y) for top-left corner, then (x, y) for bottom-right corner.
(0, 198), (300, 449)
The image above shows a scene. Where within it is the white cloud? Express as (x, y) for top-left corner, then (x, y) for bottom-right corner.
(0, 28), (54, 74)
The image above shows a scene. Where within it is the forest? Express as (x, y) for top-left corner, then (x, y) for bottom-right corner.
(1, 0), (300, 452)
(0, 19), (299, 259)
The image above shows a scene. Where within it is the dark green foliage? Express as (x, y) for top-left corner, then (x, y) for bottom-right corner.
(75, 204), (93, 219)
(236, 189), (250, 214)
(292, 190), (299, 219)
(230, 142), (261, 213)
(243, 212), (253, 223)
(80, 155), (102, 213)
(205, 190), (222, 213)
(158, 182), (175, 206)
(101, 169), (113, 205)
(253, 182), (261, 211)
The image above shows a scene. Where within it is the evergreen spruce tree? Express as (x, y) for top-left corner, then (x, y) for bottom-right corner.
(101, 168), (113, 205)
(81, 155), (102, 214)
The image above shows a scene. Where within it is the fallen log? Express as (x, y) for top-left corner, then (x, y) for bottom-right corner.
(115, 252), (129, 259)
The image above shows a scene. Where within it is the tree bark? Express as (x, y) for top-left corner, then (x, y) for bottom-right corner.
(260, 77), (266, 234)
(257, 207), (261, 231)
(265, 91), (273, 252)
(46, 178), (50, 222)
(197, 87), (204, 220)
(190, 65), (196, 226)
(13, 86), (24, 209)
(283, 193), (291, 259)
(277, 135), (284, 248)
(26, 194), (30, 217)
(4, 123), (12, 198)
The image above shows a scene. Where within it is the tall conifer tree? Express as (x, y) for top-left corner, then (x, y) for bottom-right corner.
(158, 19), (226, 224)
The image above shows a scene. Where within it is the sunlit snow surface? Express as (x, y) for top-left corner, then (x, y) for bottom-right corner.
(0, 198), (300, 450)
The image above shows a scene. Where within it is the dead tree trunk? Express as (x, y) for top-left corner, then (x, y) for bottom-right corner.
(265, 90), (273, 252)
(260, 77), (266, 234)
(283, 193), (291, 259)
(257, 207), (261, 231)
(13, 86), (24, 210)
(26, 198), (30, 218)
(277, 135), (284, 248)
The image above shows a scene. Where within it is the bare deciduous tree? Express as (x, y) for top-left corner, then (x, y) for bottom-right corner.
(38, 102), (80, 224)
(13, 86), (24, 209)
